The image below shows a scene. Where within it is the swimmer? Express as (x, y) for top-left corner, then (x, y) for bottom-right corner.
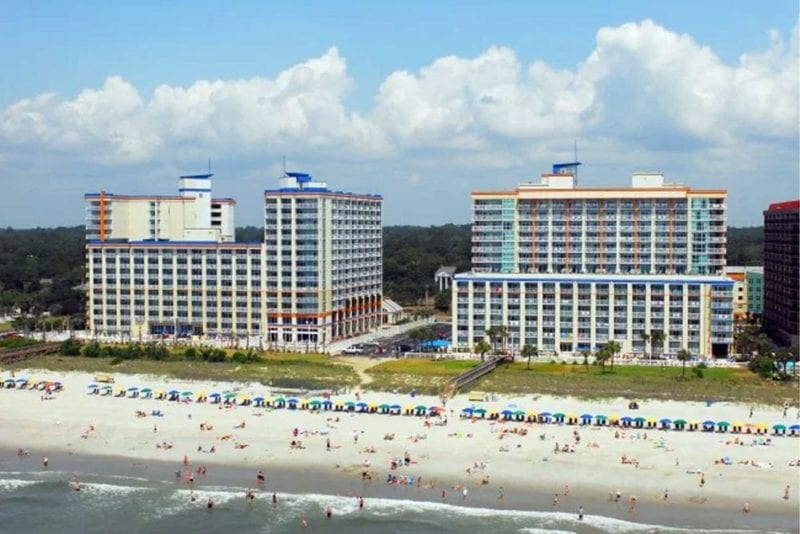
(553, 493), (559, 506)
(497, 486), (504, 500)
(325, 506), (332, 518)
(742, 501), (750, 513)
(272, 492), (277, 504)
(257, 470), (265, 482)
(441, 489), (447, 500)
(207, 498), (214, 509)
(190, 491), (196, 502)
(42, 457), (48, 469)
(358, 496), (364, 510)
(301, 518), (308, 528)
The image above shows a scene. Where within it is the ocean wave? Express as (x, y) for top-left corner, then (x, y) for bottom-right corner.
(0, 478), (39, 491)
(79, 482), (152, 495)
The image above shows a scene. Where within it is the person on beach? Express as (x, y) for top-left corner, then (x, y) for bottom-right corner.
(742, 502), (750, 513)
(614, 490), (621, 503)
(552, 494), (559, 506)
(326, 438), (331, 451)
(190, 491), (196, 502)
(749, 406), (753, 418)
(784, 485), (790, 500)
(629, 496), (637, 513)
(207, 498), (214, 509)
(272, 492), (277, 505)
(663, 489), (669, 501)
(441, 489), (447, 500)
(578, 506), (584, 520)
(358, 496), (364, 510)
(462, 487), (468, 500)
(301, 518), (308, 528)
(42, 457), (48, 469)
(700, 473), (705, 487)
(497, 486), (504, 500)
(257, 470), (265, 483)
(325, 506), (332, 518)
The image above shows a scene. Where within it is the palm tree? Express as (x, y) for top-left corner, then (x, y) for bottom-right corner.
(474, 340), (491, 363)
(522, 343), (538, 370)
(595, 347), (609, 373)
(486, 325), (509, 354)
(676, 348), (691, 379)
(639, 332), (650, 360)
(580, 348), (591, 367)
(650, 330), (664, 361)
(606, 340), (621, 371)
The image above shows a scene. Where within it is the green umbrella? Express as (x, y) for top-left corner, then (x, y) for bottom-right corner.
(344, 401), (356, 407)
(140, 388), (153, 393)
(101, 385), (113, 390)
(553, 412), (566, 418)
(773, 424), (786, 430)
(595, 414), (608, 420)
(378, 403), (390, 410)
(223, 392), (237, 400)
(473, 408), (487, 415)
(181, 391), (192, 396)
(633, 416), (646, 423)
(717, 421), (730, 427)
(273, 397), (285, 403)
(674, 419), (687, 425)
(514, 410), (526, 416)
(309, 399), (321, 405)
(415, 404), (427, 411)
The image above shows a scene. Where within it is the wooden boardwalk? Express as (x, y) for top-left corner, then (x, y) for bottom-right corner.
(442, 355), (503, 396)
(0, 342), (62, 364)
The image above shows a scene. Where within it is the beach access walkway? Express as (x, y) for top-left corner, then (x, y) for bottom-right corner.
(0, 342), (61, 364)
(443, 355), (504, 396)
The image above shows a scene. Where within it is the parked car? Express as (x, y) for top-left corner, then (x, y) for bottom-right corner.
(342, 344), (365, 355)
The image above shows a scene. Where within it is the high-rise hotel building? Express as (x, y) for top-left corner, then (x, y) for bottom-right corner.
(452, 164), (734, 358)
(85, 172), (382, 348)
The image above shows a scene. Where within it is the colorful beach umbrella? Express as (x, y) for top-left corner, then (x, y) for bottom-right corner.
(674, 419), (687, 425)
(168, 390), (179, 395)
(773, 424), (786, 430)
(789, 424), (800, 431)
(539, 412), (552, 417)
(717, 421), (730, 427)
(501, 409), (513, 416)
(181, 391), (192, 397)
(390, 404), (401, 410)
(580, 413), (592, 420)
(356, 402), (368, 408)
(223, 392), (237, 400)
(659, 418), (672, 424)
(756, 422), (768, 429)
(287, 398), (299, 404)
(309, 399), (321, 406)
(415, 404), (427, 411)
(473, 408), (486, 415)
(595, 414), (608, 420)
(620, 416), (633, 422)
(209, 392), (221, 398)
(140, 388), (152, 394)
(702, 420), (714, 426)
(87, 383), (98, 389)
(514, 410), (526, 417)
(633, 416), (646, 423)
(379, 403), (390, 410)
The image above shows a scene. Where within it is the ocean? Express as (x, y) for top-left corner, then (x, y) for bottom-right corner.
(0, 454), (794, 534)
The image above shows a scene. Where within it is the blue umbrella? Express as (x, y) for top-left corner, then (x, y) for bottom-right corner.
(356, 402), (368, 408)
(660, 418), (672, 424)
(539, 412), (552, 417)
(461, 407), (474, 413)
(87, 384), (98, 389)
(501, 409), (513, 416)
(702, 420), (715, 426)
(322, 399), (333, 406)
(168, 390), (179, 395)
(580, 413), (592, 419)
(390, 404), (401, 410)
(127, 387), (138, 391)
(789, 424), (800, 430)
(16, 378), (27, 383)
(253, 396), (265, 402)
(209, 392), (221, 398)
(620, 416), (633, 422)
(287, 398), (299, 404)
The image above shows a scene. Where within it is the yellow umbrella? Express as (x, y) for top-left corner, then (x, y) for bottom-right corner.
(368, 402), (379, 408)
(238, 393), (251, 400)
(155, 390), (166, 396)
(403, 404), (414, 411)
(646, 418), (657, 423)
(334, 400), (343, 406)
(609, 415), (620, 422)
(264, 397), (274, 403)
(689, 420), (700, 425)
(566, 413), (578, 418)
(488, 410), (499, 415)
(300, 398), (309, 404)
(756, 422), (768, 429)
(527, 411), (538, 417)
(196, 391), (207, 397)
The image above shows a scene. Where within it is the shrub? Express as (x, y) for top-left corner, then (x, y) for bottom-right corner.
(82, 342), (102, 358)
(60, 337), (82, 356)
(748, 355), (776, 378)
(183, 347), (198, 361)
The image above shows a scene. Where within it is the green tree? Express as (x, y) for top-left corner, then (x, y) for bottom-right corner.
(486, 325), (509, 353)
(595, 347), (610, 373)
(606, 340), (621, 371)
(60, 337), (81, 356)
(650, 330), (664, 360)
(676, 348), (692, 379)
(434, 289), (451, 312)
(474, 339), (491, 363)
(639, 332), (650, 360)
(408, 326), (434, 350)
(522, 343), (538, 370)
(580, 348), (591, 367)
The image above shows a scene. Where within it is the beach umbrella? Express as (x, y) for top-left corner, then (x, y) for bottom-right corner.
(209, 392), (221, 398)
(595, 414), (607, 421)
(238, 393), (250, 400)
(773, 424), (786, 431)
(87, 383), (98, 389)
(620, 416), (633, 423)
(223, 392), (237, 400)
(633, 416), (646, 423)
(539, 411), (552, 417)
(287, 398), (299, 404)
(140, 388), (152, 394)
(514, 410), (526, 417)
(379, 403), (390, 410)
(167, 389), (179, 395)
(717, 421), (730, 429)
(102, 385), (113, 390)
(501, 409), (513, 416)
(274, 397), (286, 403)
(553, 412), (565, 418)
(755, 422), (767, 429)
(127, 386), (139, 391)
(659, 418), (671, 424)
(415, 404), (427, 411)
(789, 424), (800, 430)
(473, 408), (486, 417)
(702, 420), (714, 429)
(580, 413), (592, 420)
(308, 399), (320, 405)
(181, 391), (192, 397)
(356, 402), (368, 408)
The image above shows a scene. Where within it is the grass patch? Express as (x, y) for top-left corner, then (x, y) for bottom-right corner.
(0, 322), (12, 332)
(472, 362), (794, 405)
(2, 352), (360, 391)
(365, 359), (477, 394)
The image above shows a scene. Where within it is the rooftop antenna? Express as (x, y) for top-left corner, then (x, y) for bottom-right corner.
(573, 140), (578, 186)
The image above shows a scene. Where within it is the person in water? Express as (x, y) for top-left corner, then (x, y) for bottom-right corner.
(207, 498), (214, 509)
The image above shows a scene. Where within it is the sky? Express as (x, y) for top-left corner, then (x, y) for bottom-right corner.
(0, 1), (798, 228)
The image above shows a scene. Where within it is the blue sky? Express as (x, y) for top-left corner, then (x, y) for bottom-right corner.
(0, 1), (798, 227)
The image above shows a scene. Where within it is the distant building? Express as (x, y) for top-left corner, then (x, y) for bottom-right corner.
(382, 298), (405, 324)
(435, 266), (456, 291)
(745, 267), (763, 315)
(763, 200), (799, 346)
(722, 266), (748, 322)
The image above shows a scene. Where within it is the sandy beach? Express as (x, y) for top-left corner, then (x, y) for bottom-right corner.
(0, 368), (798, 531)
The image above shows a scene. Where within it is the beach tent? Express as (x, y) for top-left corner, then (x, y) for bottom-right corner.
(772, 424), (786, 435)
(789, 424), (800, 437)
(659, 418), (672, 430)
(620, 416), (633, 428)
(716, 421), (730, 432)
(595, 414), (608, 426)
(580, 413), (592, 425)
(553, 412), (566, 424)
(538, 412), (552, 423)
(565, 413), (578, 425)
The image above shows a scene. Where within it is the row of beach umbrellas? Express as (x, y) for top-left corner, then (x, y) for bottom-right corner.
(2, 377), (63, 391)
(458, 408), (799, 435)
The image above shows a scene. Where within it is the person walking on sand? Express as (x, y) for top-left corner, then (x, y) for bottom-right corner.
(497, 486), (504, 500)
(742, 502), (750, 513)
(784, 485), (790, 500)
(462, 487), (468, 500)
(42, 457), (48, 469)
(552, 494), (559, 506)
(663, 489), (669, 501)
(749, 405), (753, 418)
(700, 473), (705, 488)
(578, 506), (584, 520)
(629, 496), (637, 513)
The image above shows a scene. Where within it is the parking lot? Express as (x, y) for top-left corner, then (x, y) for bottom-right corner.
(341, 322), (451, 356)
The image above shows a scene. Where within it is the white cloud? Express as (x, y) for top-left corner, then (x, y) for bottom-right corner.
(0, 20), (796, 226)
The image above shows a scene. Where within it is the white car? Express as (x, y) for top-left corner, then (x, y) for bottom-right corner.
(342, 345), (365, 355)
